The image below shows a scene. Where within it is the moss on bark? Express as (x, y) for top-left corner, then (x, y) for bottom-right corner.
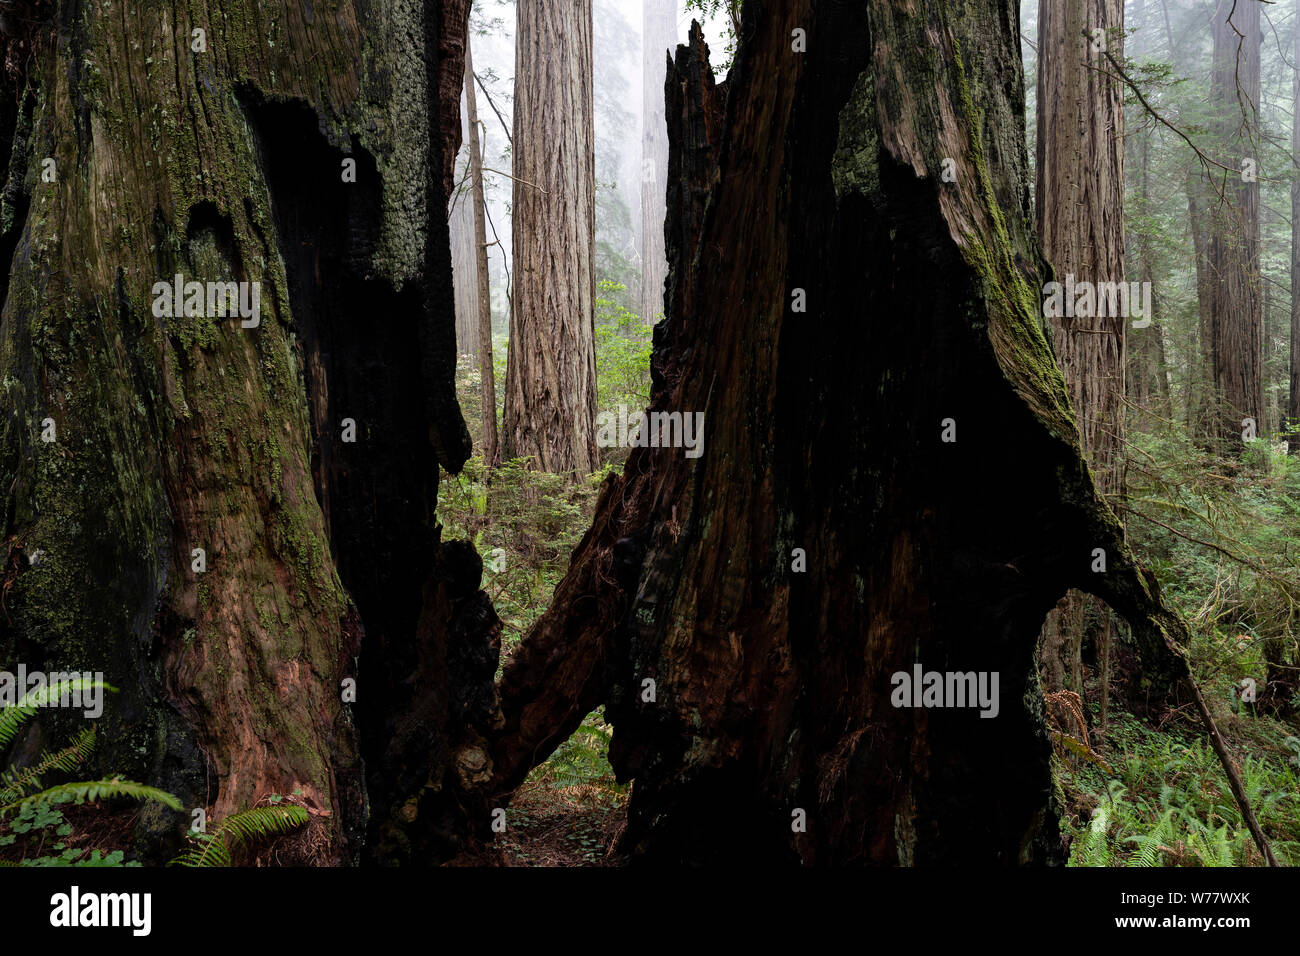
(0, 0), (490, 864)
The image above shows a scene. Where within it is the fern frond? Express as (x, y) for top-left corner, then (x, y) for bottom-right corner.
(1124, 808), (1175, 866)
(171, 804), (310, 867)
(0, 729), (95, 804)
(1053, 731), (1114, 773)
(0, 777), (181, 818)
(1072, 802), (1113, 867)
(0, 680), (117, 747)
(174, 832), (232, 868)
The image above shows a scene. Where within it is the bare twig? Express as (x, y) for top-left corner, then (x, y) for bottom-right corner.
(474, 71), (513, 147)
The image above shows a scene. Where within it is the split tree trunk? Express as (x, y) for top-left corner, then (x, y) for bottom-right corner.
(491, 5), (1193, 865)
(640, 0), (676, 326)
(502, 0), (599, 476)
(0, 0), (500, 866)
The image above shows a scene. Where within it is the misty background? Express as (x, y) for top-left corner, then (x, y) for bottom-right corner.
(451, 0), (731, 336)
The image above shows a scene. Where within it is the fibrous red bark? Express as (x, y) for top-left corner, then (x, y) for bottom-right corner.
(501, 0), (599, 476)
(0, 0), (499, 866)
(1206, 0), (1262, 452)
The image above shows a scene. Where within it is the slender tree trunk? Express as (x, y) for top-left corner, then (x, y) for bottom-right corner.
(1207, 0), (1262, 453)
(490, 5), (1193, 865)
(640, 0), (676, 326)
(465, 38), (499, 465)
(502, 0), (599, 476)
(450, 154), (479, 361)
(1188, 171), (1215, 436)
(1290, 0), (1300, 452)
(1129, 130), (1172, 422)
(1034, 0), (1128, 712)
(1266, 271), (1278, 436)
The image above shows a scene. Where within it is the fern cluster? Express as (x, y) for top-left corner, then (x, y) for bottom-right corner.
(1068, 735), (1300, 866)
(0, 677), (113, 748)
(0, 680), (180, 821)
(0, 679), (180, 865)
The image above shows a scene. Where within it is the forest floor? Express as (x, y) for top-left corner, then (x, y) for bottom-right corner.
(494, 779), (628, 866)
(1048, 657), (1299, 865)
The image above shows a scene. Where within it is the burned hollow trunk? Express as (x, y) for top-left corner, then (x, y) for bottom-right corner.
(491, 5), (1191, 866)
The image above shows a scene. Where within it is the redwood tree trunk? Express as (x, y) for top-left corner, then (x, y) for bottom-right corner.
(1033, 0), (1127, 712)
(1207, 0), (1263, 452)
(1128, 128), (1172, 423)
(0, 0), (499, 866)
(640, 0), (676, 326)
(450, 160), (480, 361)
(1188, 171), (1215, 437)
(1290, 0), (1300, 452)
(491, 5), (1192, 866)
(502, 0), (599, 476)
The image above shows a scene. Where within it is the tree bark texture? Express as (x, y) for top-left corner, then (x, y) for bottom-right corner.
(1207, 0), (1262, 452)
(502, 0), (599, 476)
(1033, 0), (1127, 705)
(1035, 0), (1127, 499)
(640, 0), (675, 326)
(1128, 130), (1171, 422)
(450, 151), (480, 357)
(490, 5), (1193, 866)
(465, 37), (498, 466)
(0, 0), (500, 866)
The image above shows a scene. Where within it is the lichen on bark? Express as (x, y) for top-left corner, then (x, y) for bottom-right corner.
(0, 0), (492, 864)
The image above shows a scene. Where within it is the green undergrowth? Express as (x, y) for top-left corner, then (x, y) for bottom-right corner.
(1058, 419), (1300, 866)
(439, 454), (608, 667)
(0, 680), (181, 866)
(1061, 709), (1300, 866)
(442, 284), (650, 802)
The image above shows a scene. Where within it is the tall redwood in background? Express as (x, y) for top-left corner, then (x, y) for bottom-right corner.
(503, 0), (599, 475)
(1206, 0), (1263, 451)
(640, 0), (677, 325)
(1034, 0), (1128, 712)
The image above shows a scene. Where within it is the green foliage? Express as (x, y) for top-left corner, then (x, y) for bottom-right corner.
(0, 680), (180, 865)
(1071, 792), (1114, 867)
(1123, 425), (1300, 710)
(0, 677), (117, 747)
(527, 709), (625, 798)
(2, 779), (181, 820)
(440, 455), (606, 666)
(0, 793), (135, 868)
(0, 728), (96, 805)
(1065, 717), (1300, 867)
(594, 279), (653, 431)
(171, 804), (311, 867)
